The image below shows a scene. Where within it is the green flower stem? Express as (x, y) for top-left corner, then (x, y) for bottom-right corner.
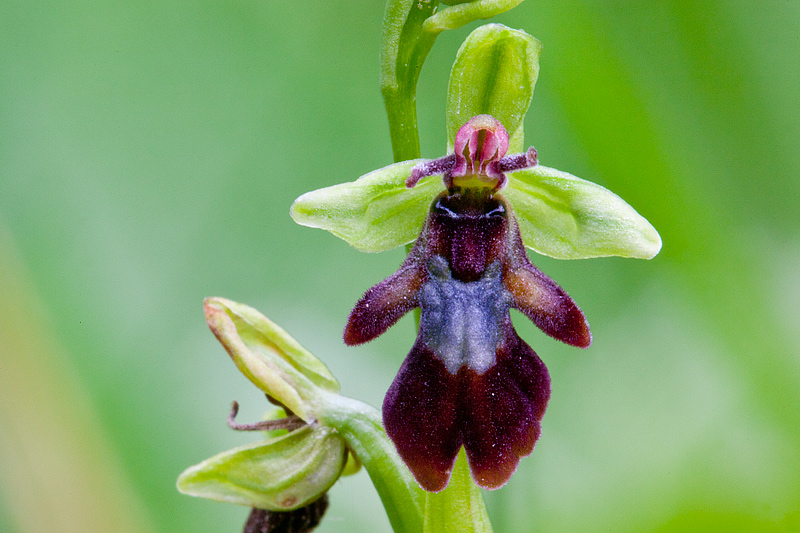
(318, 392), (425, 533)
(423, 451), (493, 533)
(384, 90), (426, 162)
(380, 0), (440, 162)
(381, 1), (529, 162)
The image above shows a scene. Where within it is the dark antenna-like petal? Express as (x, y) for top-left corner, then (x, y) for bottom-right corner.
(343, 265), (424, 346)
(504, 263), (591, 348)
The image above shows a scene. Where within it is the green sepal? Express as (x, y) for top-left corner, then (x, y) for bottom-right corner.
(425, 0), (524, 34)
(204, 297), (339, 421)
(504, 165), (662, 259)
(290, 160), (441, 252)
(176, 425), (346, 511)
(447, 24), (542, 154)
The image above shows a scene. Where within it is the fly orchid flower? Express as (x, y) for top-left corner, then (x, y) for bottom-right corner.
(290, 24), (660, 493)
(343, 116), (590, 492)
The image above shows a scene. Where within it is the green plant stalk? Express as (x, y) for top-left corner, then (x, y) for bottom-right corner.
(380, 0), (440, 162)
(319, 393), (425, 533)
(423, 451), (493, 533)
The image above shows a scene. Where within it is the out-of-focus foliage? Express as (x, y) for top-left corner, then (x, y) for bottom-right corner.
(1, 1), (798, 531)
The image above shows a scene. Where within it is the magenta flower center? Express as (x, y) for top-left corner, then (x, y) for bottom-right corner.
(405, 114), (538, 191)
(452, 115), (509, 179)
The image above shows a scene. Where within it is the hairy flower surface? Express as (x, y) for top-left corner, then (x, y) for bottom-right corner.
(345, 184), (590, 492)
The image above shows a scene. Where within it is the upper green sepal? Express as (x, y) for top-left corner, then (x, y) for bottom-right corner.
(504, 165), (662, 259)
(447, 24), (542, 153)
(290, 160), (442, 252)
(176, 424), (347, 511)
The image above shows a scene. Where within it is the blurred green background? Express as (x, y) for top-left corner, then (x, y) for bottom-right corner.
(2, 1), (799, 531)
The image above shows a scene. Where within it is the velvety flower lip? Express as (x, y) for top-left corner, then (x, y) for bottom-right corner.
(406, 114), (538, 191)
(344, 187), (590, 492)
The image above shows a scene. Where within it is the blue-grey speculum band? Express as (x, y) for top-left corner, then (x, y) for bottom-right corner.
(419, 256), (510, 375)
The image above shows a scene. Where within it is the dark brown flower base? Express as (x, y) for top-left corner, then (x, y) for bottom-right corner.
(243, 495), (329, 533)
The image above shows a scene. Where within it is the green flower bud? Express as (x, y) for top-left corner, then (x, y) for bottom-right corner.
(177, 425), (347, 511)
(180, 298), (415, 531)
(204, 297), (339, 421)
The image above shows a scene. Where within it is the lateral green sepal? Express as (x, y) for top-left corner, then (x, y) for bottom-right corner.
(504, 165), (662, 259)
(290, 160), (441, 252)
(177, 425), (346, 511)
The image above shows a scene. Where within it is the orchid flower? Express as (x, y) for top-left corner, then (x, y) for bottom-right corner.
(290, 24), (660, 493)
(343, 116), (590, 491)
